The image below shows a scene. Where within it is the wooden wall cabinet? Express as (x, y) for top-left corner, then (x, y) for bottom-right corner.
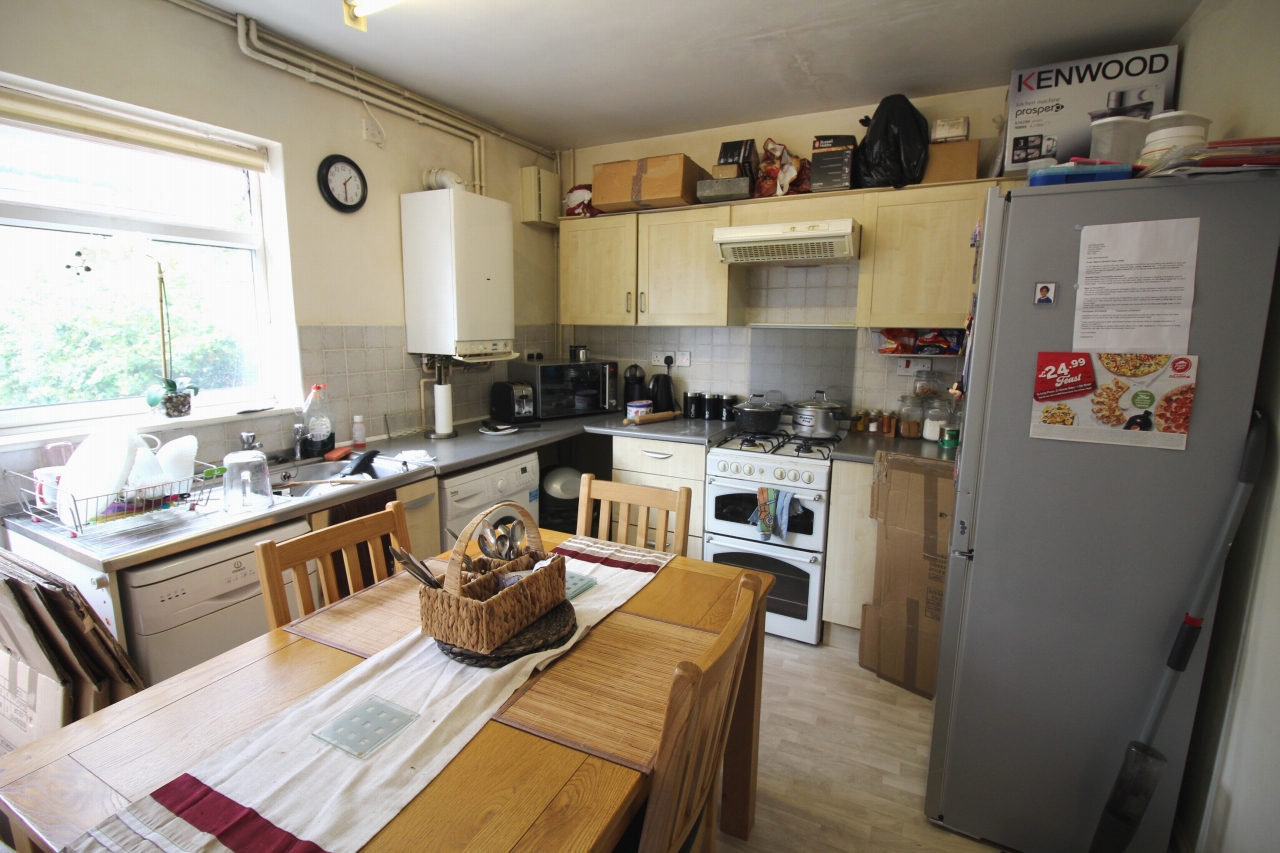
(855, 181), (994, 329)
(822, 461), (878, 629)
(559, 214), (637, 326)
(638, 206), (741, 326)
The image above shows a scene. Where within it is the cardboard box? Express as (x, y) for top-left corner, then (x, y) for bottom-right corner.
(697, 177), (752, 203)
(810, 148), (855, 192)
(592, 154), (709, 212)
(1005, 46), (1177, 170)
(813, 135), (858, 151)
(858, 452), (956, 699)
(717, 140), (759, 184)
(921, 140), (981, 184)
(711, 163), (741, 180)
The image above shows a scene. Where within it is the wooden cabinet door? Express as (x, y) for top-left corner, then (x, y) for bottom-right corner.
(559, 215), (637, 326)
(396, 477), (440, 558)
(637, 206), (736, 326)
(822, 461), (878, 629)
(857, 182), (993, 328)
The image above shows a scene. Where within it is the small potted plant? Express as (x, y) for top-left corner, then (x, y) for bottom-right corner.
(146, 376), (199, 417)
(141, 259), (199, 418)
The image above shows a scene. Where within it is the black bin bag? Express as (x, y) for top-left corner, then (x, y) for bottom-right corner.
(855, 94), (930, 188)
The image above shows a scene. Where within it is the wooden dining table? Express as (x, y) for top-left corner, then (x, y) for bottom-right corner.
(0, 529), (773, 853)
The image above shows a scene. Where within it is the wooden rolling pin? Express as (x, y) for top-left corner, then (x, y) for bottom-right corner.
(624, 411), (680, 426)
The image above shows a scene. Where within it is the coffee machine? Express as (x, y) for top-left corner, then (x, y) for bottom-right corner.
(623, 364), (647, 404)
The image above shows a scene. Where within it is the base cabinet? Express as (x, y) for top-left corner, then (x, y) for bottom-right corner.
(822, 461), (878, 629)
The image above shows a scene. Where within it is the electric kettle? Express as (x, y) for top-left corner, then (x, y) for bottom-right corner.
(647, 356), (675, 413)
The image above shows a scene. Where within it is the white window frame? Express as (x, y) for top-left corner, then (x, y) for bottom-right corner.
(0, 74), (300, 444)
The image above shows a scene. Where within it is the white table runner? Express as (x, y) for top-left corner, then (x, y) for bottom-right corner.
(68, 544), (671, 853)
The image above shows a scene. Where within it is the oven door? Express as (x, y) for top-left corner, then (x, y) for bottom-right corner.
(704, 475), (827, 552)
(703, 532), (823, 644)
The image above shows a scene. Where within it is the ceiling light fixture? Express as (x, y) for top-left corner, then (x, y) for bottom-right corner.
(346, 0), (406, 19)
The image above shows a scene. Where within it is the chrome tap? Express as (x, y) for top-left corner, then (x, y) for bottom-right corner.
(293, 424), (306, 460)
(240, 431), (263, 451)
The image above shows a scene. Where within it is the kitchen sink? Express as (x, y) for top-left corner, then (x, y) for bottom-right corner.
(270, 456), (420, 496)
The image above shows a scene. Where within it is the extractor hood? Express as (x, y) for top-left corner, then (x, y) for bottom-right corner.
(713, 218), (860, 264)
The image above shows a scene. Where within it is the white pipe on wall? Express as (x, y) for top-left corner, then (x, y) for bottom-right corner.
(163, 0), (557, 197)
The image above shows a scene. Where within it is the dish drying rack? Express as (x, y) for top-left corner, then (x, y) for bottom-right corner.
(6, 463), (221, 538)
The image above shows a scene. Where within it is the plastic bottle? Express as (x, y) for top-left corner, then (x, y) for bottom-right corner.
(300, 384), (335, 458)
(352, 415), (367, 449)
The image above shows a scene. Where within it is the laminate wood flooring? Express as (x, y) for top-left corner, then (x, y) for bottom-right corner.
(716, 635), (1001, 853)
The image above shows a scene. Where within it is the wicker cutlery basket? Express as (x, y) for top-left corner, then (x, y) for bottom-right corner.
(420, 502), (566, 654)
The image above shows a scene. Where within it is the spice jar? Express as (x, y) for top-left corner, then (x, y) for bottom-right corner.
(867, 410), (882, 433)
(913, 370), (945, 397)
(898, 395), (924, 438)
(922, 398), (951, 442)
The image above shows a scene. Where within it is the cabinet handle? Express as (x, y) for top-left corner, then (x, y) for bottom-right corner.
(401, 492), (436, 510)
(626, 292), (632, 313)
(641, 450), (673, 459)
(639, 292), (647, 313)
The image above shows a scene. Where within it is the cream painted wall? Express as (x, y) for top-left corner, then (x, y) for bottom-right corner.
(564, 85), (1009, 192)
(1171, 1), (1280, 850)
(0, 0), (558, 327)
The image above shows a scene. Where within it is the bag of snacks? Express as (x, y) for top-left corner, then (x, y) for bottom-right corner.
(878, 328), (917, 354)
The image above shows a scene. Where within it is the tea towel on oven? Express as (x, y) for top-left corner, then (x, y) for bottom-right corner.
(749, 487), (795, 541)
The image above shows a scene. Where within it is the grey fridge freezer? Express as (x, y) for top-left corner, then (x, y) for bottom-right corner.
(925, 174), (1280, 853)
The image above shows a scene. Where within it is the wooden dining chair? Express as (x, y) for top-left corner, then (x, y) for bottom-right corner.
(253, 500), (412, 629)
(616, 573), (762, 853)
(576, 473), (693, 556)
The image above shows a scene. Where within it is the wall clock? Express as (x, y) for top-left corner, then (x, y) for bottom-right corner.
(318, 154), (367, 212)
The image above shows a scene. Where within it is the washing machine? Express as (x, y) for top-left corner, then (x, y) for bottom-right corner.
(438, 452), (539, 549)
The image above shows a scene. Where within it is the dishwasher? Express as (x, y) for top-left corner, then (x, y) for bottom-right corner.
(438, 452), (540, 550)
(119, 519), (316, 685)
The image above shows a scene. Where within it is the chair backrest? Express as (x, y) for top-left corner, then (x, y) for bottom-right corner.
(575, 473), (692, 556)
(253, 500), (412, 629)
(638, 574), (761, 853)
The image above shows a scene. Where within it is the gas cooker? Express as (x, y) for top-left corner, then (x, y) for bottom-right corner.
(707, 429), (840, 490)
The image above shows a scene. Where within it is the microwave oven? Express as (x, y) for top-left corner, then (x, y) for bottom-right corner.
(507, 359), (619, 419)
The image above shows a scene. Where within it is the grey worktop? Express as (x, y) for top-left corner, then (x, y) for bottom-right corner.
(831, 433), (957, 465)
(3, 412), (729, 573)
(583, 415), (735, 445)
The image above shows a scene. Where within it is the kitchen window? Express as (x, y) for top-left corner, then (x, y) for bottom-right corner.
(0, 82), (296, 437)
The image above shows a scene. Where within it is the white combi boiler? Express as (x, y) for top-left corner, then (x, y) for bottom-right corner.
(438, 452), (540, 550)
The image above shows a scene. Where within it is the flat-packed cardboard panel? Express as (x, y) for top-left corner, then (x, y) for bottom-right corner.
(860, 452), (955, 698)
(922, 140), (981, 184)
(593, 154), (709, 212)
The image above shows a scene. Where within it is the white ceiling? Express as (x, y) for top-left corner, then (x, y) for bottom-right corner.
(201, 0), (1199, 150)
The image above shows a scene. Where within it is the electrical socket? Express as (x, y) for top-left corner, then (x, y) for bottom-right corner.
(362, 119), (385, 145)
(651, 351), (676, 367)
(675, 351), (691, 367)
(896, 357), (931, 376)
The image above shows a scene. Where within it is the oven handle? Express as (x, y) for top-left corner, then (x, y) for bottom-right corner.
(704, 533), (822, 564)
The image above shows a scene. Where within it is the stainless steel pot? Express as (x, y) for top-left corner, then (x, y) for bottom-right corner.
(789, 390), (848, 438)
(734, 394), (783, 433)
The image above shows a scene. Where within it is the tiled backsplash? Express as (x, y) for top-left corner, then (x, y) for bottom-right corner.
(748, 328), (859, 404)
(743, 264), (859, 326)
(569, 326), (751, 403)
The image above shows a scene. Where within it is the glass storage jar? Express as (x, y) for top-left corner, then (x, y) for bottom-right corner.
(922, 398), (951, 441)
(898, 395), (924, 438)
(913, 370), (945, 397)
